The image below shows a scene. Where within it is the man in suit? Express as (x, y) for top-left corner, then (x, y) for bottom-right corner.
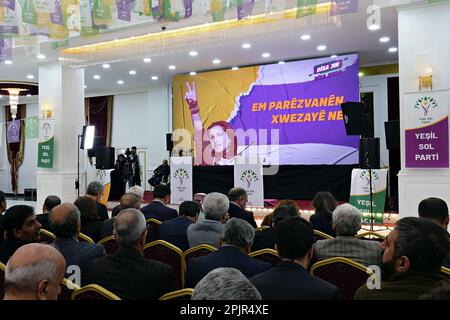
(227, 188), (257, 228)
(3, 243), (66, 300)
(86, 181), (109, 221)
(148, 159), (170, 187)
(355, 217), (450, 300)
(0, 205), (42, 263)
(251, 205), (299, 252)
(314, 204), (382, 266)
(110, 185), (144, 218)
(187, 192), (229, 248)
(50, 203), (106, 285)
(418, 197), (450, 268)
(185, 218), (271, 288)
(158, 201), (199, 251)
(87, 208), (175, 299)
(36, 195), (61, 231)
(140, 184), (177, 221)
(251, 217), (341, 300)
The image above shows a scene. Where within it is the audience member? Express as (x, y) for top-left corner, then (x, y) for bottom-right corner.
(418, 197), (450, 268)
(314, 203), (382, 266)
(251, 217), (341, 300)
(192, 268), (262, 300)
(227, 188), (257, 228)
(186, 218), (271, 288)
(74, 196), (103, 243)
(3, 243), (66, 300)
(0, 190), (7, 243)
(187, 192), (229, 248)
(309, 191), (337, 237)
(260, 200), (299, 228)
(87, 209), (175, 299)
(355, 217), (450, 299)
(140, 184), (178, 221)
(193, 193), (207, 222)
(36, 195), (61, 231)
(420, 280), (450, 300)
(158, 201), (199, 251)
(86, 181), (109, 221)
(251, 205), (299, 252)
(0, 205), (41, 263)
(111, 185), (144, 217)
(50, 203), (106, 285)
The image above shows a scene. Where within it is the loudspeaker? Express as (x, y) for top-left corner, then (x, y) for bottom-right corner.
(341, 102), (369, 136)
(96, 147), (115, 169)
(166, 133), (173, 152)
(384, 120), (400, 150)
(88, 136), (105, 158)
(359, 138), (380, 169)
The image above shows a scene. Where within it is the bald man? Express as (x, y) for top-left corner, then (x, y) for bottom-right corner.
(4, 243), (66, 300)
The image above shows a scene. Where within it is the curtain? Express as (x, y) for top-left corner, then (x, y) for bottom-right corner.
(4, 105), (26, 194)
(84, 96), (113, 146)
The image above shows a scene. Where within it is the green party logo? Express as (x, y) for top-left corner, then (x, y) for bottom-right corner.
(415, 96), (437, 117)
(174, 168), (189, 186)
(240, 170), (258, 188)
(359, 170), (379, 193)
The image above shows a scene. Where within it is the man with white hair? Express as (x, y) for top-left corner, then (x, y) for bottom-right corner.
(87, 208), (175, 299)
(185, 218), (271, 288)
(111, 185), (144, 217)
(3, 243), (66, 300)
(313, 203), (382, 266)
(187, 192), (230, 248)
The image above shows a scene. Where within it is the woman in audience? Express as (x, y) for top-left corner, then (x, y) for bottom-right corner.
(262, 200), (300, 227)
(309, 191), (337, 237)
(74, 196), (103, 242)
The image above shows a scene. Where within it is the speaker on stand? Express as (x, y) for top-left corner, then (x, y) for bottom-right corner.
(96, 147), (115, 169)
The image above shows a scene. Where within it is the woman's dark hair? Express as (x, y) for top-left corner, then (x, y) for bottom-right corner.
(0, 190), (6, 212)
(74, 196), (99, 222)
(206, 121), (237, 160)
(312, 191), (337, 221)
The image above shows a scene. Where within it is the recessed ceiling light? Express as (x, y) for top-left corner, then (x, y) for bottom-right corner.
(26, 94), (31, 97)
(189, 72), (197, 76)
(212, 59), (221, 64)
(26, 74), (34, 79)
(4, 60), (12, 65)
(151, 76), (158, 80)
(117, 80), (124, 85)
(330, 55), (338, 58)
(379, 37), (390, 43)
(278, 61), (285, 64)
(84, 85), (87, 89)
(36, 54), (46, 60)
(368, 24), (380, 31)
(0, 95), (2, 98)
(168, 65), (176, 70)
(300, 34), (311, 40)
(262, 53), (271, 58)
(358, 72), (364, 77)
(93, 75), (101, 80)
(143, 57), (151, 63)
(129, 70), (136, 75)
(388, 47), (398, 53)
(189, 51), (198, 56)
(232, 67), (239, 71)
(102, 63), (110, 69)
(317, 45), (327, 51)
(242, 43), (251, 49)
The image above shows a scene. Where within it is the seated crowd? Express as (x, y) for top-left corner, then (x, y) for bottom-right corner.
(0, 182), (449, 300)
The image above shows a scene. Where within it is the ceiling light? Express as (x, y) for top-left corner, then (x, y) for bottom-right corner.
(129, 70), (136, 75)
(168, 65), (176, 70)
(84, 85), (87, 89)
(26, 74), (34, 79)
(242, 43), (251, 49)
(388, 47), (398, 53)
(359, 72), (364, 77)
(143, 57), (151, 63)
(26, 94), (31, 97)
(232, 67), (239, 71)
(212, 59), (221, 64)
(102, 63), (110, 69)
(189, 72), (197, 76)
(379, 37), (390, 43)
(117, 80), (124, 85)
(0, 95), (2, 98)
(36, 54), (46, 60)
(330, 55), (338, 58)
(93, 75), (101, 80)
(300, 34), (311, 40)
(317, 45), (327, 51)
(262, 53), (271, 58)
(151, 76), (158, 80)
(189, 51), (198, 56)
(4, 60), (12, 65)
(278, 61), (285, 64)
(368, 24), (380, 31)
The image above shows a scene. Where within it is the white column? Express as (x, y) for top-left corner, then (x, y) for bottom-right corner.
(36, 62), (85, 209)
(398, 2), (450, 227)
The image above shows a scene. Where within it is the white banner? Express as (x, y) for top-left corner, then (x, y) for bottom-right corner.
(233, 156), (264, 207)
(170, 156), (193, 204)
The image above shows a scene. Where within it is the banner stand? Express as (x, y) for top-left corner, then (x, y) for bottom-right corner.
(233, 156), (264, 207)
(170, 156), (193, 204)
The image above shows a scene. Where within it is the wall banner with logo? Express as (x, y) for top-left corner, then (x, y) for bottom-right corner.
(349, 168), (388, 224)
(37, 118), (55, 168)
(233, 156), (264, 207)
(405, 89), (449, 168)
(170, 156), (193, 204)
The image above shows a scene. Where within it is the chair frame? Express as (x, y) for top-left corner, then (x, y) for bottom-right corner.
(98, 235), (116, 245)
(78, 232), (94, 244)
(40, 228), (56, 240)
(0, 261), (5, 271)
(159, 288), (194, 300)
(249, 248), (278, 257)
(71, 284), (121, 300)
(255, 226), (270, 232)
(146, 218), (162, 225)
(356, 231), (386, 240)
(314, 229), (334, 240)
(184, 244), (217, 257)
(310, 256), (374, 275)
(442, 266), (450, 276)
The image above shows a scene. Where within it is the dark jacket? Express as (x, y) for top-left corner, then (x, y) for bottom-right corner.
(354, 271), (447, 300)
(52, 237), (106, 285)
(185, 245), (271, 288)
(37, 213), (52, 232)
(250, 260), (342, 300)
(111, 205), (121, 217)
(141, 200), (178, 221)
(100, 217), (154, 243)
(0, 214), (4, 244)
(81, 220), (103, 243)
(251, 227), (275, 251)
(443, 234), (450, 268)
(228, 203), (257, 228)
(158, 216), (194, 252)
(0, 237), (31, 263)
(87, 246), (176, 299)
(309, 211), (336, 237)
(96, 202), (109, 221)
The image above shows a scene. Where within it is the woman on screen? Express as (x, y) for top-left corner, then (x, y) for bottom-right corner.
(185, 81), (237, 165)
